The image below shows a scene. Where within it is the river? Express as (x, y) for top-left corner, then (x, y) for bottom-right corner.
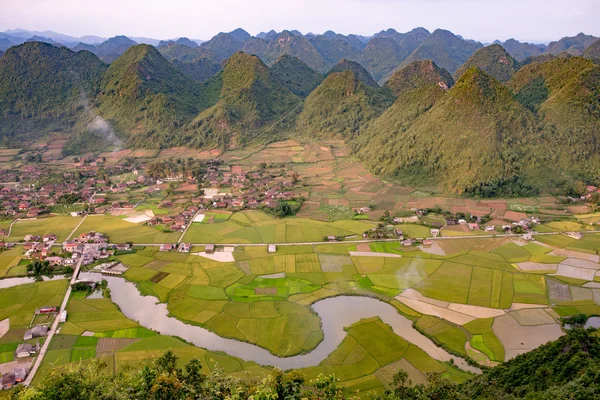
(79, 272), (479, 373)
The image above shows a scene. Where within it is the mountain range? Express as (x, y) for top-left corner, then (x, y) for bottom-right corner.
(1, 27), (600, 194)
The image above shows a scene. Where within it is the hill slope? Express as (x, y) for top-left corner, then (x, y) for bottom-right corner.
(355, 68), (537, 194)
(584, 39), (600, 62)
(296, 60), (394, 139)
(546, 33), (598, 56)
(96, 44), (213, 147)
(172, 58), (221, 83)
(508, 57), (600, 182)
(384, 60), (454, 96)
(400, 29), (483, 74)
(454, 44), (519, 82)
(186, 52), (300, 148)
(0, 42), (107, 142)
(459, 329), (600, 399)
(264, 31), (329, 73)
(357, 37), (409, 83)
(270, 55), (323, 97)
(499, 38), (546, 61)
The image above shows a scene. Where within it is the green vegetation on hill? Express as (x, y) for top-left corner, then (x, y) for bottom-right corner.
(357, 37), (409, 83)
(96, 44), (214, 148)
(198, 32), (246, 62)
(453, 44), (519, 83)
(296, 61), (394, 139)
(172, 57), (221, 83)
(185, 52), (300, 148)
(458, 328), (600, 399)
(328, 59), (380, 88)
(90, 35), (137, 63)
(270, 55), (324, 97)
(158, 43), (212, 62)
(384, 60), (454, 96)
(355, 67), (538, 194)
(508, 57), (600, 184)
(584, 39), (600, 62)
(310, 35), (361, 67)
(400, 29), (483, 74)
(0, 42), (107, 143)
(264, 31), (330, 73)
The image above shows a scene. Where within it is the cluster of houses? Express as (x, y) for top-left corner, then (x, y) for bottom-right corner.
(147, 206), (199, 232)
(1, 307), (59, 388)
(198, 166), (301, 210)
(160, 242), (192, 253)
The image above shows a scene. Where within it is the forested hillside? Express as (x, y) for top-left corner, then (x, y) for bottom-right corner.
(0, 42), (107, 144)
(1, 27), (600, 193)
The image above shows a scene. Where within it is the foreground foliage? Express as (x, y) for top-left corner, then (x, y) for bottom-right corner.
(14, 329), (600, 399)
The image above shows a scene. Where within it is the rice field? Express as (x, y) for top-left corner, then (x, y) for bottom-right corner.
(183, 211), (375, 244)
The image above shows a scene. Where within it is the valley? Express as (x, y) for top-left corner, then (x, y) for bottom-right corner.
(1, 22), (600, 399)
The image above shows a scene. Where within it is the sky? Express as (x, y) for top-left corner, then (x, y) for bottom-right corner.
(1, 0), (599, 43)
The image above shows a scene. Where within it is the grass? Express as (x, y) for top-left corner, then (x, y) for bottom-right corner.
(183, 212), (375, 244)
(0, 245), (25, 276)
(416, 316), (468, 356)
(414, 261), (472, 304)
(73, 215), (181, 244)
(0, 279), (68, 327)
(298, 317), (470, 391)
(6, 216), (82, 242)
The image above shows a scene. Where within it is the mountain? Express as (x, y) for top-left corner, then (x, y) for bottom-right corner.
(96, 44), (213, 147)
(520, 52), (572, 67)
(584, 39), (600, 62)
(157, 37), (199, 48)
(310, 35), (361, 67)
(508, 57), (600, 182)
(327, 59), (379, 88)
(546, 33), (598, 56)
(0, 50), (3, 58)
(400, 29), (483, 74)
(157, 43), (211, 62)
(384, 60), (454, 96)
(199, 32), (246, 62)
(242, 38), (269, 61)
(498, 38), (545, 61)
(295, 59), (394, 139)
(453, 44), (519, 82)
(228, 28), (252, 43)
(356, 67), (537, 193)
(358, 37), (409, 83)
(26, 35), (64, 47)
(186, 52), (300, 148)
(270, 55), (323, 97)
(375, 27), (431, 53)
(93, 35), (138, 63)
(0, 38), (13, 51)
(0, 42), (107, 141)
(262, 31), (329, 72)
(172, 58), (221, 83)
(2, 29), (105, 46)
(73, 42), (97, 53)
(256, 30), (278, 41)
(317, 31), (365, 51)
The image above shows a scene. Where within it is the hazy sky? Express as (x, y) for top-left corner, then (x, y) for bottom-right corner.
(1, 0), (598, 43)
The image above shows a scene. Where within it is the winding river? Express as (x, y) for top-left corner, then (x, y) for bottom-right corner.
(79, 272), (479, 373)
